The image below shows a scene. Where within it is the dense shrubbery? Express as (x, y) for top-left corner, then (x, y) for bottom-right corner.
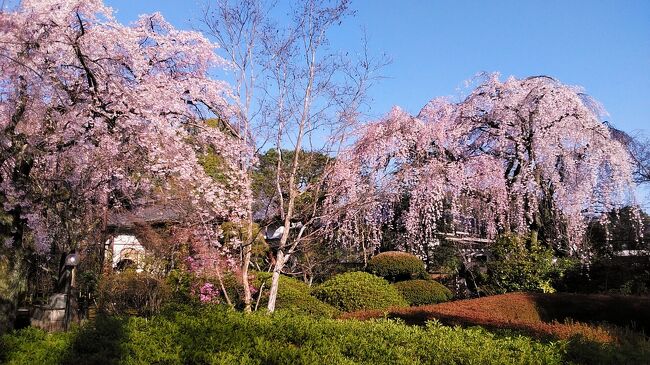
(97, 271), (170, 317)
(393, 279), (453, 306)
(557, 257), (650, 296)
(254, 272), (339, 318)
(214, 271), (248, 307)
(481, 234), (562, 294)
(312, 271), (407, 311)
(367, 251), (427, 282)
(220, 222), (269, 267)
(4, 303), (650, 365)
(1, 306), (573, 365)
(428, 240), (462, 273)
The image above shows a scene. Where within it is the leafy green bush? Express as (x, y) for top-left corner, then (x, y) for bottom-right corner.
(5, 305), (648, 365)
(483, 234), (559, 294)
(312, 271), (407, 311)
(166, 268), (194, 303)
(97, 271), (170, 316)
(556, 258), (650, 296)
(0, 249), (28, 333)
(428, 240), (462, 273)
(218, 271), (248, 308)
(254, 272), (339, 318)
(367, 251), (427, 282)
(393, 279), (453, 306)
(0, 326), (72, 365)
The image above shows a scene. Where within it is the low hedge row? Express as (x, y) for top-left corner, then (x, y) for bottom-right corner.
(343, 292), (650, 344)
(0, 306), (572, 365)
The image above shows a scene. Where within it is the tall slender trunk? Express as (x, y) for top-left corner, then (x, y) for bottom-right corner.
(242, 206), (254, 312)
(267, 38), (316, 312)
(267, 250), (286, 311)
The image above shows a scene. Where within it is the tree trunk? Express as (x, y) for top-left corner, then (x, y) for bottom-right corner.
(242, 209), (254, 312)
(267, 250), (286, 312)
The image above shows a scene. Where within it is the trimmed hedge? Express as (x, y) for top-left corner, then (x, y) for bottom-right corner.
(367, 251), (427, 282)
(343, 292), (650, 344)
(393, 280), (453, 306)
(254, 272), (339, 318)
(0, 306), (574, 365)
(312, 272), (407, 312)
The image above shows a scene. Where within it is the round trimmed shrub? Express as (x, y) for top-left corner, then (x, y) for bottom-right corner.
(393, 279), (453, 306)
(367, 251), (427, 282)
(312, 272), (407, 312)
(254, 272), (339, 318)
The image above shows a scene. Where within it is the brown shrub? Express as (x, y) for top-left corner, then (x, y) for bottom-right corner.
(342, 292), (650, 344)
(97, 271), (171, 316)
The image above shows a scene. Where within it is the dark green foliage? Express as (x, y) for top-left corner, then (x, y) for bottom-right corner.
(367, 251), (427, 282)
(210, 271), (248, 308)
(252, 149), (330, 221)
(254, 272), (339, 318)
(0, 248), (28, 334)
(166, 268), (194, 303)
(588, 206), (649, 257)
(312, 271), (408, 311)
(393, 280), (453, 306)
(482, 234), (559, 294)
(1, 307), (578, 365)
(97, 271), (170, 316)
(557, 257), (650, 296)
(428, 240), (462, 273)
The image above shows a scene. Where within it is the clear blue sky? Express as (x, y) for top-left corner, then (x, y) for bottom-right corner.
(107, 0), (650, 206)
(105, 0), (649, 134)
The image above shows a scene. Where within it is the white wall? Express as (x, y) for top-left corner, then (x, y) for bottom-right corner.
(107, 234), (145, 271)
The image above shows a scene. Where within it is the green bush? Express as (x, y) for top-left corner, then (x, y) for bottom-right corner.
(0, 326), (72, 365)
(428, 240), (462, 273)
(254, 272), (339, 318)
(483, 233), (559, 294)
(312, 271), (407, 312)
(219, 271), (248, 308)
(367, 251), (427, 282)
(166, 268), (194, 303)
(556, 258), (650, 296)
(393, 280), (453, 306)
(5, 305), (648, 365)
(97, 271), (170, 316)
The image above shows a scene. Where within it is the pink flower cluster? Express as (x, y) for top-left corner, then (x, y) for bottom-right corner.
(323, 74), (637, 258)
(0, 0), (252, 252)
(197, 282), (220, 304)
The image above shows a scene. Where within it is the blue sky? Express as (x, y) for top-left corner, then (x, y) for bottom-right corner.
(106, 0), (649, 134)
(107, 0), (650, 206)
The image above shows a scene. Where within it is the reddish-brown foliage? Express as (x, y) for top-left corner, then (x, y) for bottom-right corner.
(341, 292), (650, 344)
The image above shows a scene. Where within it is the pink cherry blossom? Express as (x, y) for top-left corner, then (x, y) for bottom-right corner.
(0, 1), (252, 253)
(324, 75), (636, 259)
